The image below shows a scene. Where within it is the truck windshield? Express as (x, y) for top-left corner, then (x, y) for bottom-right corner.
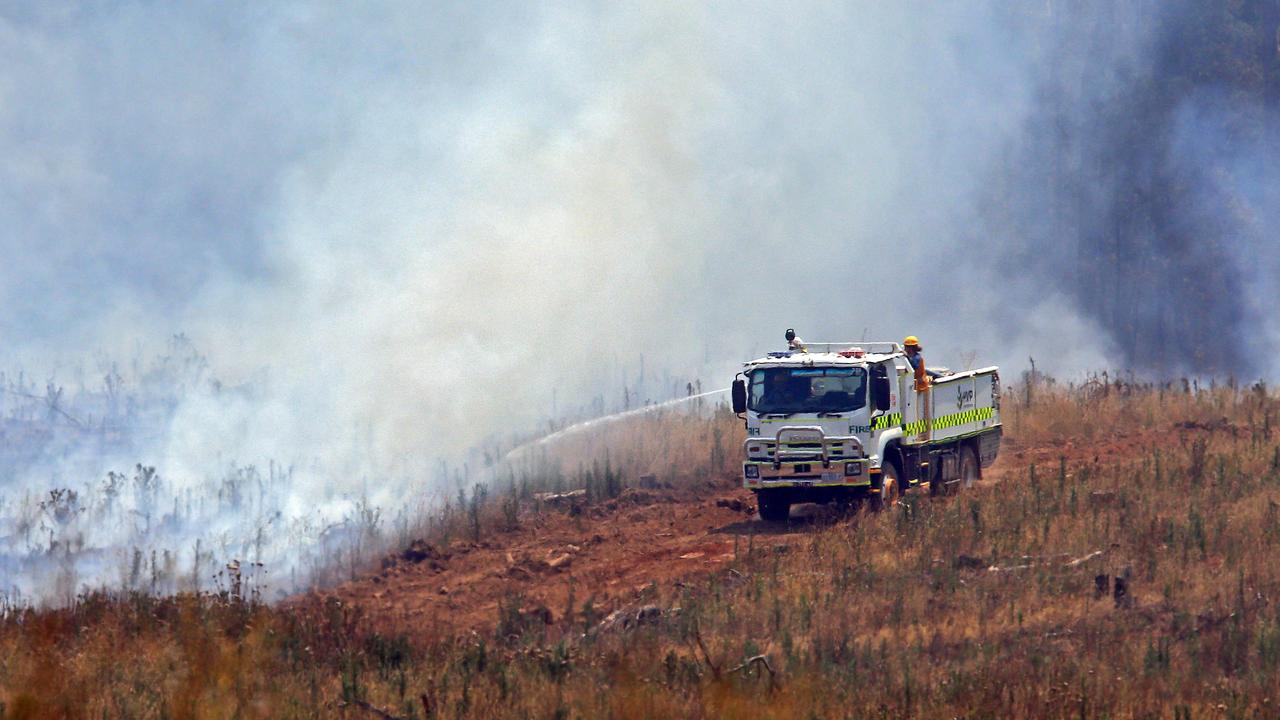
(747, 366), (867, 414)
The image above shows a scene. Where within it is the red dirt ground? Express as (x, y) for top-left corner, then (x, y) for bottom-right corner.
(317, 480), (786, 637)
(315, 423), (1203, 638)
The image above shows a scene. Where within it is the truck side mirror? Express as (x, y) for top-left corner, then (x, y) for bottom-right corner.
(731, 378), (747, 414)
(872, 375), (891, 411)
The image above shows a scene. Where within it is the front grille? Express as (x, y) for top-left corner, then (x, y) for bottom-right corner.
(748, 437), (863, 463)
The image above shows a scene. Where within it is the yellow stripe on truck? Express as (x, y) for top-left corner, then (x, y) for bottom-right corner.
(930, 406), (994, 431)
(871, 412), (902, 431)
(903, 407), (994, 435)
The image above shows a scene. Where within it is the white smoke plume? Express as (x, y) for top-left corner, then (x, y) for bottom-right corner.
(0, 2), (1271, 602)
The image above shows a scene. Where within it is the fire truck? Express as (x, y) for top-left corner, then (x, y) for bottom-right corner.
(730, 337), (1002, 521)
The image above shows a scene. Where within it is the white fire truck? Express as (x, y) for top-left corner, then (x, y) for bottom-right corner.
(730, 338), (1002, 521)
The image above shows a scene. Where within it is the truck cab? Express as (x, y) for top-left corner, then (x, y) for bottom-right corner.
(732, 340), (1002, 521)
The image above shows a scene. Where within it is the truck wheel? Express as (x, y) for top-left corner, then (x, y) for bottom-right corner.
(757, 493), (791, 522)
(958, 446), (979, 490)
(871, 463), (899, 511)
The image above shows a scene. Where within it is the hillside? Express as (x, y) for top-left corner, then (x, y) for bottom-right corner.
(4, 380), (1280, 718)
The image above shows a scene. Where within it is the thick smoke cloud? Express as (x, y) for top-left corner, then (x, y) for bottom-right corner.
(988, 1), (1280, 376)
(0, 1), (1275, 601)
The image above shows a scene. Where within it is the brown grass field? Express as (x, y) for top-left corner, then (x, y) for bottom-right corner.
(4, 378), (1280, 718)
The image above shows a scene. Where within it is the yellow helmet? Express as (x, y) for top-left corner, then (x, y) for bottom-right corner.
(903, 335), (920, 347)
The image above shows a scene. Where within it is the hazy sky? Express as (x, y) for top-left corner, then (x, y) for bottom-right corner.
(1, 4), (1111, 452)
(8, 0), (1276, 478)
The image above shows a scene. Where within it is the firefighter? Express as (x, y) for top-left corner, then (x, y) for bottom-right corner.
(785, 328), (806, 351)
(762, 371), (802, 410)
(903, 336), (931, 391)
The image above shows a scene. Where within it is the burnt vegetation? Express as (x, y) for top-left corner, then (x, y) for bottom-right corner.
(4, 378), (1280, 717)
(4, 2), (1280, 717)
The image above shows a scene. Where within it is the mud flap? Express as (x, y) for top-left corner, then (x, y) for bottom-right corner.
(978, 427), (1003, 467)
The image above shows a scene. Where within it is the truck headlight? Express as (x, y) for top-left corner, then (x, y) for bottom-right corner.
(844, 462), (862, 477)
(744, 464), (760, 478)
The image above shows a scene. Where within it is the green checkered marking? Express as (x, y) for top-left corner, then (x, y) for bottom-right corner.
(871, 412), (902, 431)
(907, 406), (995, 435)
(932, 406), (994, 431)
(873, 407), (995, 435)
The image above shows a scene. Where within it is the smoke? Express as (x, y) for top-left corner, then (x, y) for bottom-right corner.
(0, 1), (1275, 601)
(986, 1), (1280, 376)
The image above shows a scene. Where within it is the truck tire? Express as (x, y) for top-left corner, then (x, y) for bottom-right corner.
(757, 492), (791, 522)
(958, 445), (979, 490)
(871, 463), (899, 511)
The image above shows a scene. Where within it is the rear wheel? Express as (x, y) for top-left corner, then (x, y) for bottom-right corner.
(958, 445), (979, 490)
(871, 463), (900, 511)
(757, 492), (791, 522)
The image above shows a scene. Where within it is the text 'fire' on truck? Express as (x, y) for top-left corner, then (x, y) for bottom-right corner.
(731, 333), (1002, 521)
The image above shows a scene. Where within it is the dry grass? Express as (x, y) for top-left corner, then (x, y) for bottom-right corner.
(5, 382), (1280, 718)
(422, 404), (740, 545)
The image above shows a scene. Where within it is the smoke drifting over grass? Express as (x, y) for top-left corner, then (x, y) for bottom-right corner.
(0, 2), (1276, 600)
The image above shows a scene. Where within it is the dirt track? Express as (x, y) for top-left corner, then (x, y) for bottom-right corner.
(317, 424), (1169, 638)
(319, 480), (792, 637)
